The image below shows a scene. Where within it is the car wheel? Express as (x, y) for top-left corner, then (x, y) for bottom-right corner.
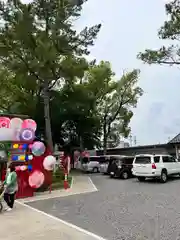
(137, 177), (146, 182)
(93, 167), (99, 173)
(160, 170), (168, 183)
(121, 171), (129, 179)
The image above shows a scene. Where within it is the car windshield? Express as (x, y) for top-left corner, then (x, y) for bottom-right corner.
(135, 156), (151, 164)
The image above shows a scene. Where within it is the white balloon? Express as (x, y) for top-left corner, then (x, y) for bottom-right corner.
(43, 155), (56, 171)
(10, 118), (23, 130)
(0, 128), (14, 141)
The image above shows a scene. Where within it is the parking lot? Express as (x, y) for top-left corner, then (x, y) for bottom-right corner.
(28, 175), (180, 240)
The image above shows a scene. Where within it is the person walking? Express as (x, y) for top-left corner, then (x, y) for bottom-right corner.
(3, 165), (18, 211)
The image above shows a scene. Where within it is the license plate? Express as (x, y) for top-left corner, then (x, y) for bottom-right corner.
(110, 172), (114, 175)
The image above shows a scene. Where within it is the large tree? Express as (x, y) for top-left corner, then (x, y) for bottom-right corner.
(138, 0), (180, 66)
(0, 0), (101, 150)
(87, 62), (143, 154)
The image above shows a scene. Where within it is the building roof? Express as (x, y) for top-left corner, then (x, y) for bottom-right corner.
(168, 133), (180, 144)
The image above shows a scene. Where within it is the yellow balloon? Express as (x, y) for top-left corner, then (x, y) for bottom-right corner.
(19, 155), (25, 161)
(13, 144), (19, 149)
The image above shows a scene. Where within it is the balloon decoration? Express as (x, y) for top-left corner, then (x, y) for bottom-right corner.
(19, 128), (35, 142)
(28, 171), (45, 188)
(0, 128), (14, 141)
(22, 119), (37, 131)
(0, 117), (10, 128)
(27, 165), (33, 171)
(43, 155), (56, 171)
(10, 118), (23, 129)
(15, 166), (21, 171)
(20, 165), (27, 171)
(28, 155), (33, 160)
(31, 141), (45, 156)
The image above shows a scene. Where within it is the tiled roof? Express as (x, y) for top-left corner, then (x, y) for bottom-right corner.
(168, 133), (180, 144)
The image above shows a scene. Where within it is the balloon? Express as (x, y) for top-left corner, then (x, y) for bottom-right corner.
(29, 144), (33, 149)
(28, 155), (33, 160)
(10, 118), (23, 129)
(0, 128), (14, 141)
(15, 166), (21, 171)
(19, 128), (35, 142)
(43, 155), (56, 171)
(31, 141), (45, 156)
(0, 117), (10, 128)
(22, 119), (37, 131)
(28, 171), (44, 188)
(27, 165), (32, 171)
(20, 165), (27, 171)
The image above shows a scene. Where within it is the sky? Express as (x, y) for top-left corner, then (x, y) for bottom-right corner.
(22, 0), (180, 145)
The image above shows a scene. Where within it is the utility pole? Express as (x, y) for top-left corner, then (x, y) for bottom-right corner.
(129, 134), (132, 147)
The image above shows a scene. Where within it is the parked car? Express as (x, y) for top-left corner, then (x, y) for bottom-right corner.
(81, 156), (106, 173)
(99, 155), (111, 174)
(108, 155), (134, 179)
(132, 154), (180, 183)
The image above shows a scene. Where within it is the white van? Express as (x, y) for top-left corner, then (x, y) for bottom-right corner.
(132, 154), (180, 183)
(82, 156), (105, 173)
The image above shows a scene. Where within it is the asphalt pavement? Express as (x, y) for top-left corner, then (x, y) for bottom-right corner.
(27, 174), (180, 240)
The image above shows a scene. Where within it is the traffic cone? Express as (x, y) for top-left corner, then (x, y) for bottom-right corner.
(64, 172), (69, 190)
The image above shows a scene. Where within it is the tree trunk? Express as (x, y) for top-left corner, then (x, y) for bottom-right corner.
(103, 134), (107, 155)
(43, 86), (53, 152)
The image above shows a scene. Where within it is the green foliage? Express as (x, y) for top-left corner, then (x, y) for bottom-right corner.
(0, 1), (143, 152)
(138, 0), (180, 65)
(0, 0), (101, 150)
(86, 63), (143, 152)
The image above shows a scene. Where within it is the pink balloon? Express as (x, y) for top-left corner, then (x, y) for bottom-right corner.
(20, 165), (27, 171)
(15, 166), (21, 171)
(22, 119), (37, 131)
(0, 117), (10, 128)
(28, 171), (44, 189)
(29, 144), (33, 149)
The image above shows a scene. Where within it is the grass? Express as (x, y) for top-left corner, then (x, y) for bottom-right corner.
(36, 168), (73, 192)
(51, 175), (72, 190)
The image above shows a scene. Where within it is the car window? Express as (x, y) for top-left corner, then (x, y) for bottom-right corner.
(169, 156), (176, 162)
(122, 158), (134, 164)
(135, 156), (151, 164)
(98, 156), (106, 163)
(162, 156), (176, 163)
(154, 156), (160, 163)
(162, 156), (169, 163)
(89, 157), (99, 162)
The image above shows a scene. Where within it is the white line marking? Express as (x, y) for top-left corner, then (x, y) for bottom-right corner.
(16, 201), (107, 240)
(88, 177), (98, 191)
(21, 189), (97, 203)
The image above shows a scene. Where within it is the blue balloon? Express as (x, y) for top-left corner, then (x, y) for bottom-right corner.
(12, 155), (18, 161)
(23, 144), (28, 150)
(28, 165), (32, 171)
